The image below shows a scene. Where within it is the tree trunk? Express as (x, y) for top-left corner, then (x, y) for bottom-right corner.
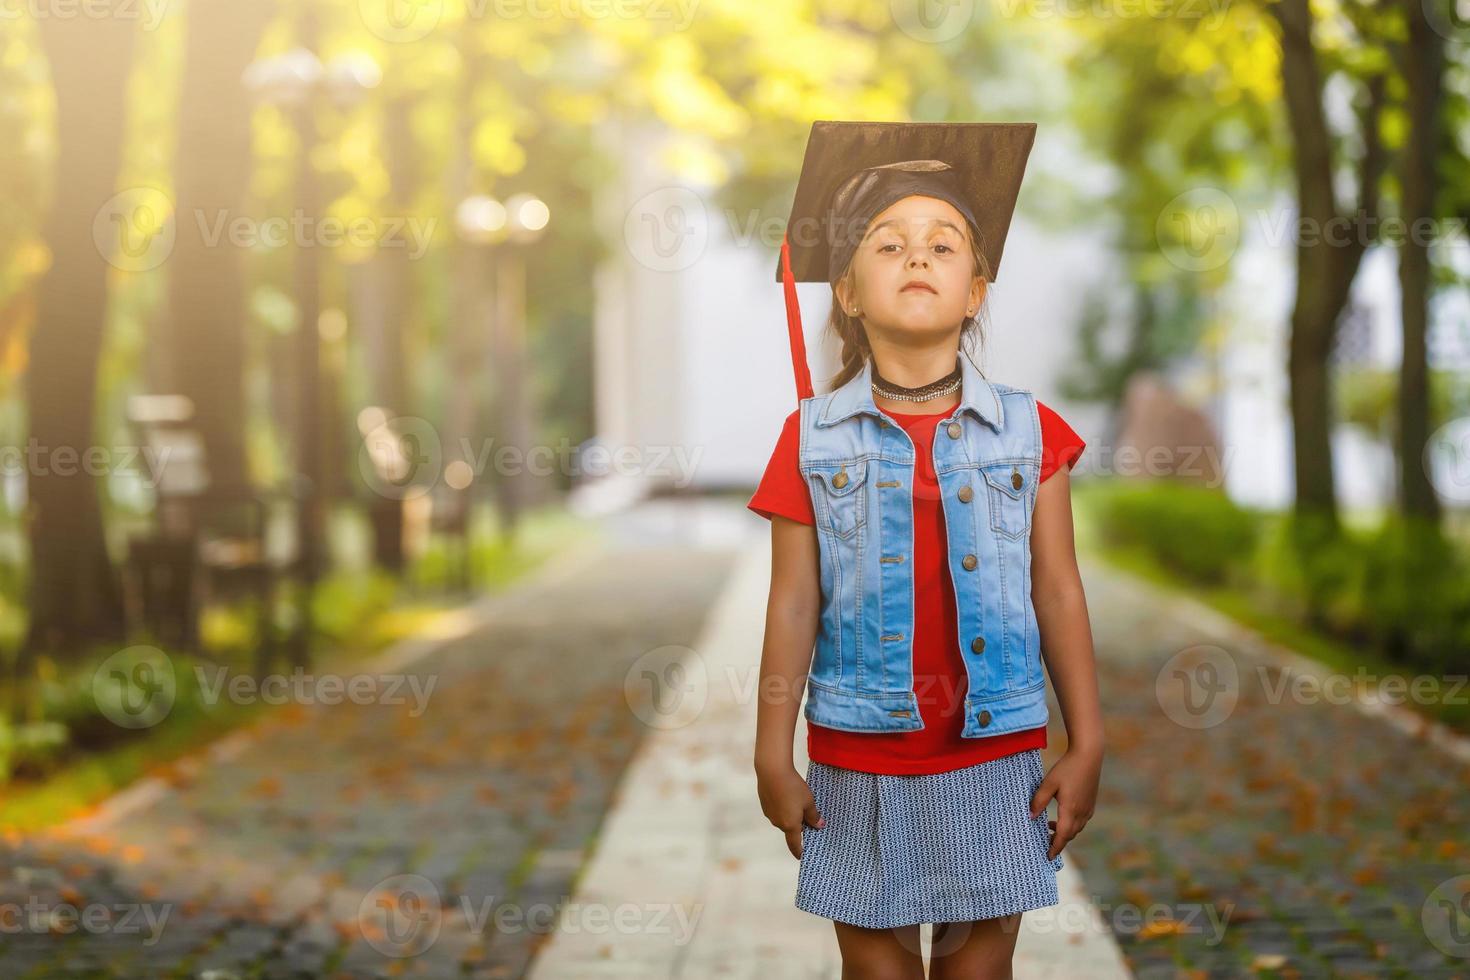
(23, 8), (136, 657)
(1395, 0), (1444, 523)
(1269, 0), (1387, 530)
(360, 95), (415, 569)
(164, 0), (274, 500)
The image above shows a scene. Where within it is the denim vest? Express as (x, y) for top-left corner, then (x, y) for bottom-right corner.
(798, 352), (1047, 738)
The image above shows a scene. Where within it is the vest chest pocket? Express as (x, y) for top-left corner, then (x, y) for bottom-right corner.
(981, 461), (1034, 539)
(808, 459), (868, 539)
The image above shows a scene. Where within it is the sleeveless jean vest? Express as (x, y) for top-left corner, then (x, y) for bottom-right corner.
(798, 352), (1047, 738)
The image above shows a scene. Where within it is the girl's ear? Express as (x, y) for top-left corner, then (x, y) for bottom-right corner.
(833, 276), (852, 315)
(970, 277), (987, 310)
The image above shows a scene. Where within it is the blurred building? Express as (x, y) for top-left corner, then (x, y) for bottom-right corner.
(581, 119), (1469, 518)
(578, 118), (1108, 511)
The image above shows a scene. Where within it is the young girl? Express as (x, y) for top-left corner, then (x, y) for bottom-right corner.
(750, 122), (1105, 979)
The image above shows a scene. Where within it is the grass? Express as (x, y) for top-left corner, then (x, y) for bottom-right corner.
(1071, 480), (1470, 737)
(0, 503), (604, 834)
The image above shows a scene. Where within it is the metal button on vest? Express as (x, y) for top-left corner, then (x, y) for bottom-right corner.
(971, 635), (985, 654)
(832, 471), (848, 489)
(962, 554), (977, 571)
(957, 484), (973, 503)
(977, 709), (992, 727)
(946, 421), (961, 438)
(1012, 469), (1023, 490)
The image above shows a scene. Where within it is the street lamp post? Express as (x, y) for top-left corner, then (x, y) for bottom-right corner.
(454, 192), (549, 544)
(242, 17), (379, 666)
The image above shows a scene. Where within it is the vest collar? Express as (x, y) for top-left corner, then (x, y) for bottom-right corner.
(816, 349), (1004, 431)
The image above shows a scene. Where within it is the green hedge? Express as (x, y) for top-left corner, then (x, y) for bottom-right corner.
(1254, 511), (1470, 675)
(1092, 479), (1261, 585)
(1090, 478), (1470, 678)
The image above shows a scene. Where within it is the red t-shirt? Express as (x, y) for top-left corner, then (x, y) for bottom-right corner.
(748, 398), (1086, 776)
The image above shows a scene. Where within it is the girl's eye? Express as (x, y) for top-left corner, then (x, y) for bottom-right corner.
(879, 242), (952, 254)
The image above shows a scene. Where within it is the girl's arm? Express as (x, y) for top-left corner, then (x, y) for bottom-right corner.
(1030, 465), (1104, 857)
(753, 514), (824, 858)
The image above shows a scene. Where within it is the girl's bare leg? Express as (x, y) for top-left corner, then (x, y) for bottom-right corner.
(833, 921), (926, 980)
(925, 914), (1023, 980)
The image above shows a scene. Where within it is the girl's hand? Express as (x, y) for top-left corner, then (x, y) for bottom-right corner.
(756, 761), (824, 858)
(1029, 746), (1101, 861)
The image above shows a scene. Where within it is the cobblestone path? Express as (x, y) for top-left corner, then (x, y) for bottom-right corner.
(0, 532), (739, 979)
(1061, 558), (1469, 979)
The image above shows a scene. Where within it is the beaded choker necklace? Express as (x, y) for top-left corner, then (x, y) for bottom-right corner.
(871, 357), (962, 402)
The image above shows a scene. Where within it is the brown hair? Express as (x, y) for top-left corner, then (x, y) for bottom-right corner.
(823, 218), (993, 392)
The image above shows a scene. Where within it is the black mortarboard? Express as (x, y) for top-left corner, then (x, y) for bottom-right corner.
(775, 120), (1037, 402)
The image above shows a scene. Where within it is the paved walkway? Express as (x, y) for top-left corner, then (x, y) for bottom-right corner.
(4, 498), (1468, 978)
(1068, 558), (1470, 978)
(527, 527), (1132, 979)
(530, 509), (1470, 978)
(0, 503), (741, 978)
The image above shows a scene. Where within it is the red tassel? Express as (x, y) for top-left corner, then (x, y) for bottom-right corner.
(781, 230), (814, 403)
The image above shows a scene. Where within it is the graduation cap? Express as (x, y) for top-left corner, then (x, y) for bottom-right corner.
(776, 120), (1037, 402)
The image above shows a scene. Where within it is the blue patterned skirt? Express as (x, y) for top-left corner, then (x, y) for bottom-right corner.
(795, 748), (1064, 929)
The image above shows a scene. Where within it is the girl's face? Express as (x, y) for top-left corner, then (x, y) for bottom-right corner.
(835, 194), (985, 344)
